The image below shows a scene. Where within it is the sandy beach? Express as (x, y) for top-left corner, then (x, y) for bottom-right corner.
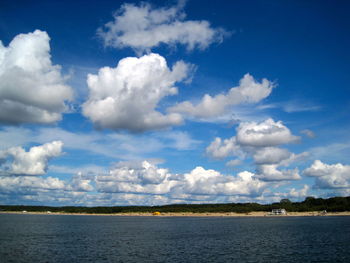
(1, 211), (350, 217)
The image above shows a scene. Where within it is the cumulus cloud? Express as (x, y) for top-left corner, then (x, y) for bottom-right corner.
(96, 161), (177, 194)
(0, 176), (66, 194)
(0, 141), (63, 175)
(253, 147), (292, 165)
(169, 74), (274, 119)
(288, 185), (310, 199)
(252, 147), (307, 167)
(206, 118), (305, 181)
(206, 137), (244, 160)
(0, 172), (94, 200)
(255, 164), (300, 181)
(181, 167), (265, 196)
(206, 119), (300, 159)
(0, 30), (73, 124)
(69, 172), (94, 192)
(95, 160), (266, 197)
(98, 1), (227, 53)
(82, 53), (192, 132)
(303, 160), (350, 189)
(236, 118), (300, 147)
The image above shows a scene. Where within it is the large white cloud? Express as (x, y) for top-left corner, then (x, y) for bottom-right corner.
(169, 74), (274, 119)
(0, 176), (66, 193)
(95, 160), (266, 197)
(253, 147), (292, 165)
(206, 118), (305, 181)
(0, 30), (73, 124)
(236, 118), (300, 147)
(82, 53), (191, 132)
(96, 161), (177, 194)
(0, 173), (94, 198)
(68, 173), (94, 192)
(181, 167), (265, 196)
(303, 160), (350, 189)
(255, 164), (300, 181)
(252, 147), (308, 167)
(0, 141), (63, 175)
(98, 2), (227, 53)
(206, 137), (244, 159)
(206, 119), (300, 160)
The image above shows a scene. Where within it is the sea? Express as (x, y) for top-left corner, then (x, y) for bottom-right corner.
(0, 214), (349, 263)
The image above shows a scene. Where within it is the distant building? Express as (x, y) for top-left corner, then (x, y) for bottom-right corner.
(269, 209), (287, 215)
(152, 211), (161, 215)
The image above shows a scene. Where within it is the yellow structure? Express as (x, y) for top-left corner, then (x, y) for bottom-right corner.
(152, 211), (161, 215)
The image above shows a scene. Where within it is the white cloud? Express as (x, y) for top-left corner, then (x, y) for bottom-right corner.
(69, 173), (94, 192)
(96, 161), (179, 194)
(252, 147), (307, 167)
(111, 161), (168, 185)
(82, 53), (191, 132)
(0, 176), (66, 194)
(206, 137), (243, 159)
(236, 118), (300, 147)
(0, 141), (63, 175)
(96, 160), (266, 197)
(181, 167), (265, 196)
(206, 118), (300, 160)
(303, 160), (350, 189)
(206, 118), (305, 181)
(169, 74), (274, 119)
(255, 164), (300, 181)
(0, 30), (73, 124)
(288, 185), (309, 199)
(253, 147), (292, 165)
(98, 1), (227, 53)
(0, 172), (94, 199)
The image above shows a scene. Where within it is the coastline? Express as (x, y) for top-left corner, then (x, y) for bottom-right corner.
(1, 211), (350, 217)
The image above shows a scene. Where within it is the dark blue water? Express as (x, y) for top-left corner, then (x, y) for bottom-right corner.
(0, 214), (349, 262)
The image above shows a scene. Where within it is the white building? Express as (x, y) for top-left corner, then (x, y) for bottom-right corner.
(270, 209), (287, 215)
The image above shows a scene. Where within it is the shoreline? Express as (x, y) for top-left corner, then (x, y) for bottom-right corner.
(1, 211), (350, 217)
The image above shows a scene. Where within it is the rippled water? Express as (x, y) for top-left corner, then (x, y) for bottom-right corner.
(0, 214), (349, 262)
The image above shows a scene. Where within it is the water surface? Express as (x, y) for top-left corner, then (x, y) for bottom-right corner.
(0, 214), (349, 262)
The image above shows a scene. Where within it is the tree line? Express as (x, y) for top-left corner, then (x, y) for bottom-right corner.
(0, 196), (349, 214)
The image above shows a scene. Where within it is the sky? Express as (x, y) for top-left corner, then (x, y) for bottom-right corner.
(0, 0), (349, 206)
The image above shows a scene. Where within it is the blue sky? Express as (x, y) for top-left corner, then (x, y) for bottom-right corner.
(0, 0), (349, 206)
